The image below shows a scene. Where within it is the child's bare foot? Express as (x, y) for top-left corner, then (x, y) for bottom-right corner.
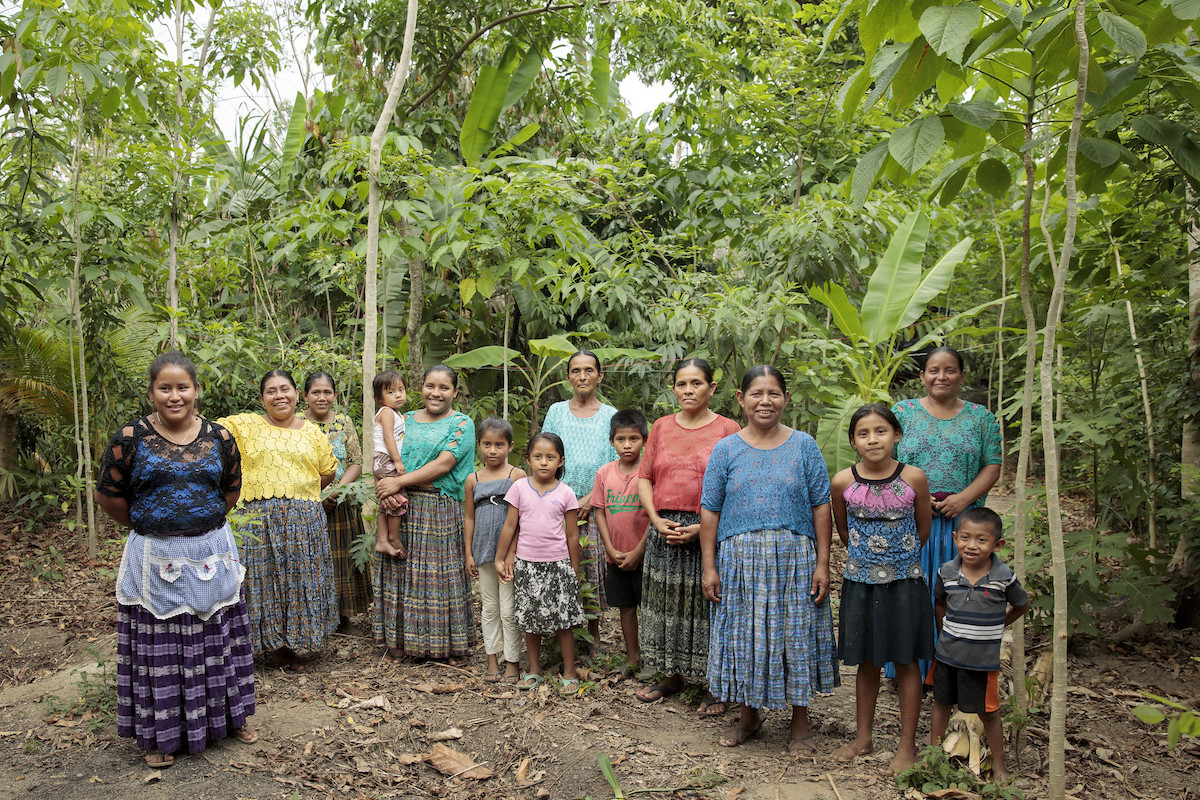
(375, 538), (398, 555)
(393, 542), (407, 560)
(832, 737), (874, 762)
(887, 743), (918, 776)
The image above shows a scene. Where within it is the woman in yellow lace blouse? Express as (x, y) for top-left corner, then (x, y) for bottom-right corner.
(219, 369), (338, 670)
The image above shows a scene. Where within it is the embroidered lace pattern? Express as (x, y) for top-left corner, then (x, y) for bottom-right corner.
(638, 414), (740, 513)
(400, 410), (474, 501)
(892, 400), (1001, 501)
(216, 413), (336, 502)
(96, 417), (241, 536)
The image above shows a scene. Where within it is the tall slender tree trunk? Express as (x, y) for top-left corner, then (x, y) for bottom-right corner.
(991, 208), (1008, 485)
(70, 95), (97, 557)
(1009, 91), (1039, 763)
(502, 291), (511, 419)
(405, 255), (425, 386)
(363, 0), (420, 461)
(1110, 235), (1157, 546)
(1174, 187), (1200, 575)
(1040, 4), (1089, 796)
(168, 0), (184, 347)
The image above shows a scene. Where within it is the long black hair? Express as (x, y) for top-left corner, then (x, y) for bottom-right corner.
(847, 403), (903, 443)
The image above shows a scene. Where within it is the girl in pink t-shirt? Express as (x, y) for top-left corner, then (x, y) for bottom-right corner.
(496, 432), (586, 693)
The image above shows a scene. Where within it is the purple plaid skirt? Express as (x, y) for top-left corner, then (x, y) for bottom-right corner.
(116, 601), (256, 754)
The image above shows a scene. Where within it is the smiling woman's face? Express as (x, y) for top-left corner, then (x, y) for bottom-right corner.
(920, 351), (964, 402)
(261, 375), (298, 421)
(421, 371), (458, 418)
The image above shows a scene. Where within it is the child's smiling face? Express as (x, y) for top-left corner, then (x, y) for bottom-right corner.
(954, 521), (1002, 569)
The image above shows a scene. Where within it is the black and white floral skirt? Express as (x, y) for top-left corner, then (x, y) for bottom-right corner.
(513, 557), (586, 635)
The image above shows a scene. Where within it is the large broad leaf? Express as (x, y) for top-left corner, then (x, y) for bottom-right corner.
(1079, 136), (1122, 167)
(502, 47), (543, 112)
(1132, 114), (1185, 148)
(809, 283), (866, 342)
(898, 237), (974, 330)
(444, 346), (521, 369)
(485, 122), (540, 161)
(948, 99), (1003, 128)
(1099, 12), (1147, 59)
(976, 158), (1012, 197)
(888, 116), (945, 174)
(851, 141), (889, 207)
(1174, 0), (1200, 20)
(862, 212), (929, 345)
(460, 65), (508, 164)
(918, 4), (982, 64)
(277, 92), (307, 189)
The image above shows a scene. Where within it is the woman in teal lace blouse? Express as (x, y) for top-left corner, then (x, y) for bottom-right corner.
(890, 346), (1001, 678)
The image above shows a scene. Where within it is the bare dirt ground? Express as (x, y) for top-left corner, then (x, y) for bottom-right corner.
(1, 494), (1197, 800)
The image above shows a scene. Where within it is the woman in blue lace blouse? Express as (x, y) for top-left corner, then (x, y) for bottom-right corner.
(95, 351), (256, 769)
(700, 365), (839, 753)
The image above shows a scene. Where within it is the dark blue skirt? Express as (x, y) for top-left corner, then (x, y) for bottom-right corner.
(838, 577), (935, 667)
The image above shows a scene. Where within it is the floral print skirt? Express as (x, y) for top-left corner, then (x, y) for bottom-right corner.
(513, 557), (586, 636)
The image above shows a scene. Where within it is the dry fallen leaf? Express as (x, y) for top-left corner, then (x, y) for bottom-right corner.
(143, 773), (162, 784)
(924, 789), (982, 800)
(515, 757), (532, 782)
(723, 787), (745, 800)
(414, 682), (465, 694)
(428, 727), (464, 742)
(425, 743), (492, 780)
(353, 756), (372, 774)
(396, 753), (424, 766)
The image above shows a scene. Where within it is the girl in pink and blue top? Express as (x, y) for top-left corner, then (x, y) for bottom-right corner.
(831, 403), (933, 776)
(495, 432), (586, 693)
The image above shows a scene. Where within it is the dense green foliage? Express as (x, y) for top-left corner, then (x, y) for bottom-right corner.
(1, 0), (1197, 633)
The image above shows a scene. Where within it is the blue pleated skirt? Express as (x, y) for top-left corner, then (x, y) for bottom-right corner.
(707, 530), (839, 711)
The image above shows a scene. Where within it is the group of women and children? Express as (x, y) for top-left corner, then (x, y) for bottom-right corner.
(96, 346), (1027, 783)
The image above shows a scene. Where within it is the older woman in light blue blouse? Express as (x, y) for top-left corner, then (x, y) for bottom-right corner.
(700, 365), (839, 753)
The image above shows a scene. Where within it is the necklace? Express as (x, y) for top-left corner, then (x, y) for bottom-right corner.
(153, 412), (199, 445)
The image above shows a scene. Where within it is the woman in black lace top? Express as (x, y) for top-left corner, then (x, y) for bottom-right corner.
(94, 351), (257, 768)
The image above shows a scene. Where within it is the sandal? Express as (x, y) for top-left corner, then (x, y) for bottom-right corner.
(697, 691), (726, 717)
(144, 752), (174, 768)
(231, 727), (258, 744)
(501, 673), (520, 684)
(483, 671), (504, 683)
(559, 678), (580, 695)
(719, 720), (763, 748)
(518, 673), (543, 690)
(636, 680), (680, 703)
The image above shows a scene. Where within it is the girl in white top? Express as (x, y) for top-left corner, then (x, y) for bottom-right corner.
(372, 370), (408, 557)
(495, 432), (586, 694)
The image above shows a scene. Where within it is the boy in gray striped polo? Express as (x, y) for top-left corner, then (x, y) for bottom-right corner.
(928, 507), (1029, 785)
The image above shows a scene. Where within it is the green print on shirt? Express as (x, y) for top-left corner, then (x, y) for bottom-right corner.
(606, 487), (640, 514)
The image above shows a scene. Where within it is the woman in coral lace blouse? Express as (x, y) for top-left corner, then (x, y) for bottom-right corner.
(635, 358), (740, 714)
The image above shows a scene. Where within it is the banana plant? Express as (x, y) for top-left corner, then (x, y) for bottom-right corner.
(810, 211), (1003, 476)
(444, 334), (658, 439)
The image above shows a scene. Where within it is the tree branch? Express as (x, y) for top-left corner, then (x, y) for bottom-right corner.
(404, 0), (623, 115)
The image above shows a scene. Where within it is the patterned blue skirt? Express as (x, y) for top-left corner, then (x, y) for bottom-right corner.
(707, 530), (839, 711)
(884, 513), (950, 679)
(241, 497), (338, 653)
